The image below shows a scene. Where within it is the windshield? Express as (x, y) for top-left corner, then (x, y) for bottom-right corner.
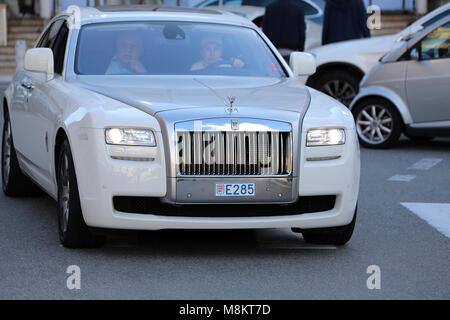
(75, 22), (286, 77)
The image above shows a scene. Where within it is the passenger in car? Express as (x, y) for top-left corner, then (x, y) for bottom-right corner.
(105, 33), (148, 74)
(190, 36), (245, 71)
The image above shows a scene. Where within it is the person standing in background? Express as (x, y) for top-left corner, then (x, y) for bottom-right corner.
(262, 0), (306, 62)
(322, 0), (370, 45)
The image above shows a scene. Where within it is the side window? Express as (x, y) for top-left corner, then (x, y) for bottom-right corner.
(37, 19), (68, 75)
(52, 22), (69, 75)
(420, 22), (450, 61)
(37, 29), (50, 48)
(38, 20), (64, 48)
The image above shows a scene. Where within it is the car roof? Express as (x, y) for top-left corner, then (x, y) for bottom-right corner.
(59, 5), (255, 27)
(413, 3), (450, 28)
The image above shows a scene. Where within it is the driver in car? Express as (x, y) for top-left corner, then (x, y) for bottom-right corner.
(105, 33), (148, 74)
(190, 36), (245, 71)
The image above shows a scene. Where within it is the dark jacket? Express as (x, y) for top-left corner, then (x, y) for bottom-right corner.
(322, 0), (371, 45)
(262, 0), (306, 51)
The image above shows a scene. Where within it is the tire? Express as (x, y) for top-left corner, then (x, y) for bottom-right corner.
(312, 70), (361, 107)
(301, 206), (357, 245)
(352, 97), (403, 149)
(57, 138), (105, 248)
(2, 112), (41, 196)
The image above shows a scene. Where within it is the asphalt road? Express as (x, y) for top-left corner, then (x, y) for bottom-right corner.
(1, 83), (449, 299)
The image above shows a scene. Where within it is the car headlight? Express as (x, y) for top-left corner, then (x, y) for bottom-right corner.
(307, 128), (346, 147)
(105, 128), (156, 147)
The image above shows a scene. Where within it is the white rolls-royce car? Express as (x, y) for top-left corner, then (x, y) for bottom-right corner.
(2, 6), (359, 248)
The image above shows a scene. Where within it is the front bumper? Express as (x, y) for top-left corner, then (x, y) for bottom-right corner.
(70, 127), (359, 231)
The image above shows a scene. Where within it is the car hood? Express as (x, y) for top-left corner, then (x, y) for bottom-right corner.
(74, 76), (311, 115)
(209, 6), (265, 20)
(309, 34), (398, 56)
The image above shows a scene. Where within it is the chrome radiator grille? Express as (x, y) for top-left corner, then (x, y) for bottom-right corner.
(176, 128), (292, 176)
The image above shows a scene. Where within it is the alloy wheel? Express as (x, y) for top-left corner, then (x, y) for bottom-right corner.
(356, 104), (394, 145)
(2, 120), (12, 186)
(321, 80), (357, 106)
(58, 152), (70, 233)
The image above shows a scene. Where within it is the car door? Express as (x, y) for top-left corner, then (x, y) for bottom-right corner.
(21, 19), (68, 188)
(405, 20), (450, 123)
(10, 20), (61, 175)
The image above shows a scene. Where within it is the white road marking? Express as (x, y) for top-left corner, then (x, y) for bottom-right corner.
(388, 174), (416, 182)
(408, 158), (442, 171)
(401, 202), (450, 239)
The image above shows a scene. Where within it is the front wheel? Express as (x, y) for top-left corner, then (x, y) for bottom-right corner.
(57, 139), (105, 248)
(313, 70), (360, 107)
(299, 206), (357, 245)
(352, 97), (403, 149)
(2, 112), (40, 196)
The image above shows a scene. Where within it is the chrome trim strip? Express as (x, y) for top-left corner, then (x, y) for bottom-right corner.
(408, 120), (450, 129)
(175, 118), (292, 132)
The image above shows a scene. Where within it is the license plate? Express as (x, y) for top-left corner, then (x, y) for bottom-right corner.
(215, 183), (256, 197)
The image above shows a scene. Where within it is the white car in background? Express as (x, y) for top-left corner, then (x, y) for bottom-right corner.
(196, 0), (325, 51)
(350, 14), (450, 148)
(306, 3), (450, 106)
(2, 6), (359, 248)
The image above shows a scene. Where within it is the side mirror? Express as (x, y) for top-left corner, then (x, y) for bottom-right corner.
(410, 48), (420, 61)
(24, 48), (54, 81)
(398, 25), (424, 41)
(289, 52), (316, 77)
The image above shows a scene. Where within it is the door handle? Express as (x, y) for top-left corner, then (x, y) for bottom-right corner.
(21, 80), (34, 91)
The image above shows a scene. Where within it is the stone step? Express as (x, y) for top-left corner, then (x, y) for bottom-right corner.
(8, 19), (45, 27)
(380, 20), (411, 28)
(7, 32), (41, 41)
(0, 61), (16, 68)
(7, 39), (36, 47)
(372, 28), (403, 36)
(0, 55), (15, 62)
(370, 14), (416, 37)
(380, 14), (417, 22)
(0, 68), (17, 75)
(8, 25), (44, 34)
(0, 47), (15, 55)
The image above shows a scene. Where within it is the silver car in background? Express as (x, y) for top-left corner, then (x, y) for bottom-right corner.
(307, 3), (450, 106)
(350, 14), (450, 148)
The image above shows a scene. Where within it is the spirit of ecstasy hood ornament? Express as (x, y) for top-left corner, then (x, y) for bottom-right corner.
(225, 96), (238, 114)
